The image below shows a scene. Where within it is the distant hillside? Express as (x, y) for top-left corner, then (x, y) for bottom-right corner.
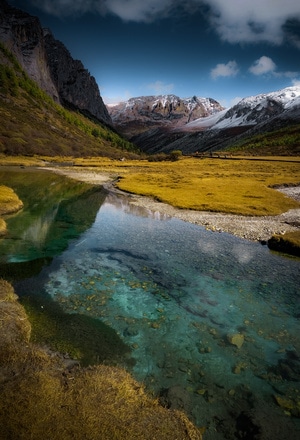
(0, 42), (138, 158)
(112, 88), (300, 156)
(108, 95), (224, 138)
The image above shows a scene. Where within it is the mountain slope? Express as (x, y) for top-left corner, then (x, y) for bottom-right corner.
(108, 95), (224, 138)
(126, 87), (300, 155)
(0, 42), (138, 157)
(0, 0), (111, 125)
(186, 86), (300, 131)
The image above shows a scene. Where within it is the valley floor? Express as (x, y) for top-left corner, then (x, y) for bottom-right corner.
(45, 167), (300, 242)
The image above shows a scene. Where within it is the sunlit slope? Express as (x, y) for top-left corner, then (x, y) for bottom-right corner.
(0, 43), (138, 158)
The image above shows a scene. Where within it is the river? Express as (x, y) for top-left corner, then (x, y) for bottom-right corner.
(1, 168), (299, 440)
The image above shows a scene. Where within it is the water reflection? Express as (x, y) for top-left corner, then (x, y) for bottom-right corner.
(2, 170), (300, 439)
(21, 204), (59, 249)
(15, 190), (299, 439)
(0, 168), (106, 265)
(104, 191), (172, 221)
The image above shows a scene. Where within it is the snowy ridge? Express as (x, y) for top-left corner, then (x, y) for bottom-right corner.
(185, 86), (300, 130)
(119, 94), (222, 115)
(108, 94), (224, 129)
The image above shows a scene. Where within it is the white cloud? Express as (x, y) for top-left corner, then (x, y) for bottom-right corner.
(292, 78), (300, 86)
(146, 80), (174, 94)
(31, 1), (300, 47)
(249, 56), (277, 76)
(210, 60), (239, 80)
(101, 0), (173, 22)
(204, 0), (300, 46)
(248, 56), (300, 80)
(274, 70), (300, 79)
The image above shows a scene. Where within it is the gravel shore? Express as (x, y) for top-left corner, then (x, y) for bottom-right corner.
(46, 167), (300, 242)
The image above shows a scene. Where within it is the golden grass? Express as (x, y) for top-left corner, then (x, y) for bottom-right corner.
(0, 154), (45, 167)
(0, 185), (23, 215)
(1, 155), (300, 216)
(0, 217), (6, 235)
(115, 157), (300, 216)
(0, 185), (23, 235)
(0, 279), (202, 440)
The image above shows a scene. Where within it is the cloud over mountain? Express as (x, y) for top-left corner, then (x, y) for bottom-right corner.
(249, 56), (277, 76)
(211, 61), (239, 79)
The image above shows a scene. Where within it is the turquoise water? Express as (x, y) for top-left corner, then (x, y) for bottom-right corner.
(32, 192), (300, 438)
(1, 171), (300, 439)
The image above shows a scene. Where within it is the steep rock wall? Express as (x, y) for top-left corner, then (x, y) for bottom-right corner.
(0, 0), (111, 125)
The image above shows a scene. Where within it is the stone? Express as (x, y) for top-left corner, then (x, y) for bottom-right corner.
(227, 333), (244, 349)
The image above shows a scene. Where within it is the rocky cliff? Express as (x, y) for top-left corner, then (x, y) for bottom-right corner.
(0, 0), (111, 125)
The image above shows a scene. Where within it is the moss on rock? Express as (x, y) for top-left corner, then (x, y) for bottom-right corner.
(0, 185), (23, 215)
(268, 231), (300, 257)
(0, 185), (23, 236)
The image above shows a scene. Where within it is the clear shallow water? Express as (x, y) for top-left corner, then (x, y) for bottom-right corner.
(1, 172), (300, 439)
(41, 193), (300, 438)
(0, 168), (105, 267)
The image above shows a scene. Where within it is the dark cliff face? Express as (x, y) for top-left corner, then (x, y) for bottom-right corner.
(0, 0), (58, 99)
(44, 32), (111, 124)
(0, 0), (111, 125)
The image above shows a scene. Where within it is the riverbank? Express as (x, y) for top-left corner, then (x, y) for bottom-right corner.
(0, 185), (24, 235)
(0, 279), (202, 440)
(45, 166), (300, 242)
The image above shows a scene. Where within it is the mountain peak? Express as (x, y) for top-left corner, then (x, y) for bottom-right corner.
(108, 94), (224, 138)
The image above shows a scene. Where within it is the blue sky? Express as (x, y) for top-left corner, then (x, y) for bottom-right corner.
(9, 0), (300, 107)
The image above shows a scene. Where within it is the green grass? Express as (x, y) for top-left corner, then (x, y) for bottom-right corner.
(226, 123), (300, 156)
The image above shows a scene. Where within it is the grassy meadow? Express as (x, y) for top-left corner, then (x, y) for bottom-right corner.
(1, 155), (300, 217)
(43, 155), (300, 217)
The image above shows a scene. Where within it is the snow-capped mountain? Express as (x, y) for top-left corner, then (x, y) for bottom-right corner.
(185, 86), (300, 131)
(108, 87), (300, 155)
(108, 95), (224, 138)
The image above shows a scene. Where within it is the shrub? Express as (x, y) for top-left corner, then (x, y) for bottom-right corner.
(169, 150), (182, 161)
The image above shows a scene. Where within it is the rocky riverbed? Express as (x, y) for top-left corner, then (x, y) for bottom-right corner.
(45, 167), (300, 242)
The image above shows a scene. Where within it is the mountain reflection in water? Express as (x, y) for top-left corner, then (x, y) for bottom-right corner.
(1, 170), (300, 439)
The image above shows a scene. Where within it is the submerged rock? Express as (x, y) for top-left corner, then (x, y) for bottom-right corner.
(227, 333), (245, 349)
